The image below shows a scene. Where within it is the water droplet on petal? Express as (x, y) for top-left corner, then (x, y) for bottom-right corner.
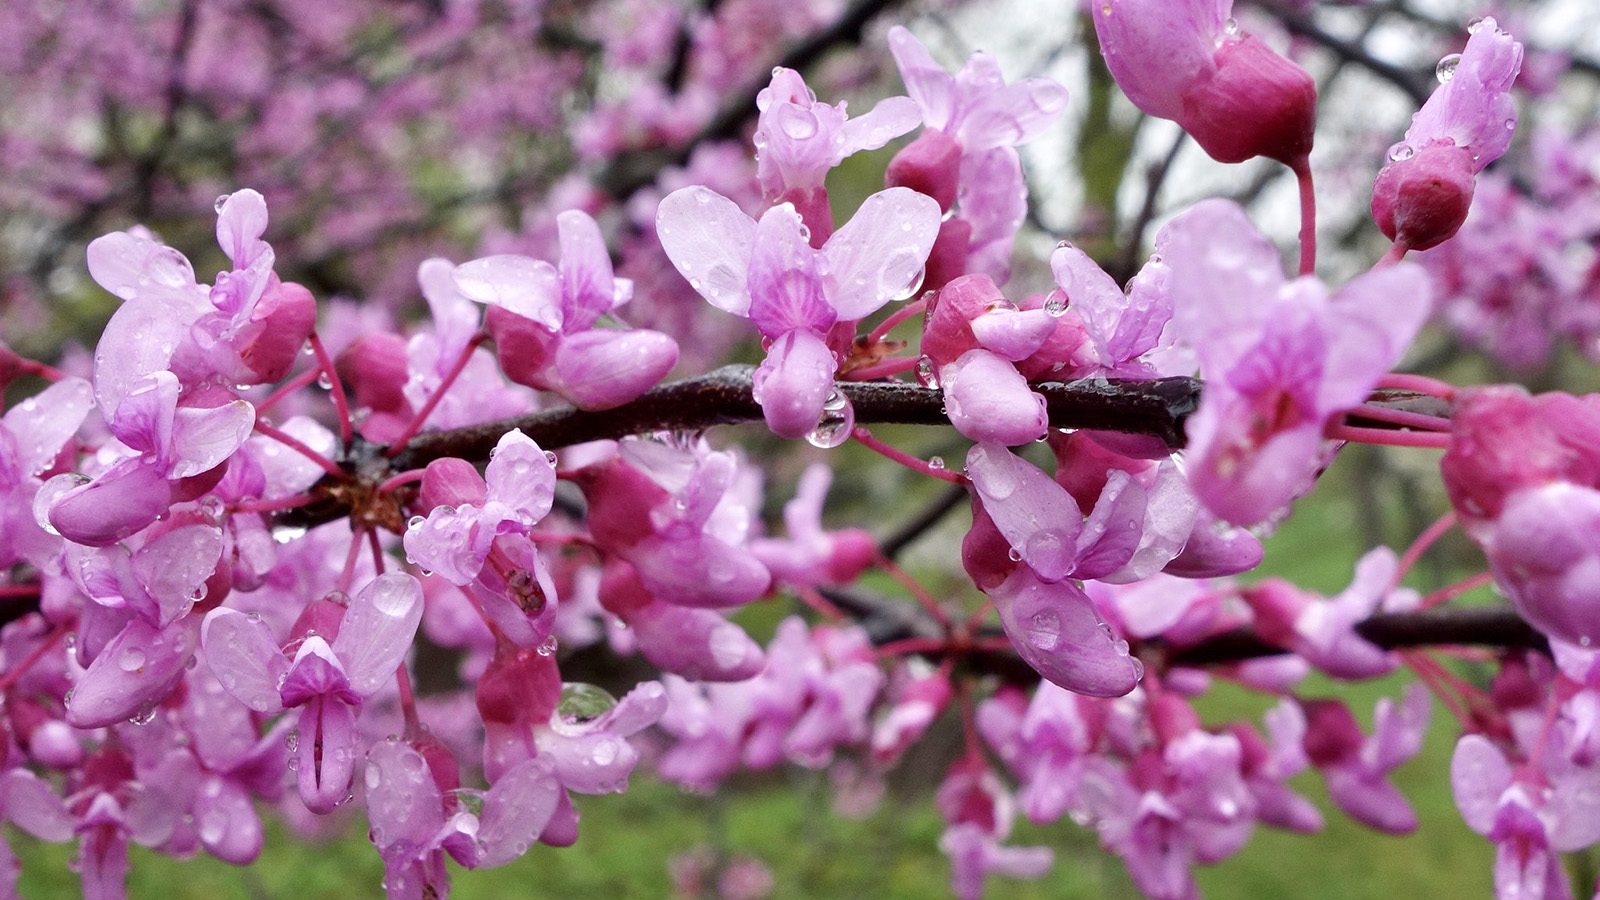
(537, 636), (559, 657)
(1026, 611), (1061, 651)
(557, 682), (618, 725)
(1043, 290), (1069, 317)
(1387, 142), (1416, 163)
(1436, 53), (1462, 84)
(806, 390), (855, 449)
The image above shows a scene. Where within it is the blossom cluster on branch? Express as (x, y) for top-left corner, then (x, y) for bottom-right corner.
(4, 1), (1600, 898)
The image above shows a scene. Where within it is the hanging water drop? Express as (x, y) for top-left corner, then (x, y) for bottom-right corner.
(1043, 290), (1069, 317)
(806, 389), (855, 449)
(1387, 142), (1416, 163)
(1436, 53), (1462, 84)
(537, 635), (559, 657)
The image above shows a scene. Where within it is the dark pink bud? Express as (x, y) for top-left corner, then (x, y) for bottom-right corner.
(289, 592), (347, 645)
(774, 186), (833, 247)
(336, 333), (408, 414)
(570, 458), (666, 550)
(476, 643), (560, 728)
(1300, 699), (1363, 767)
(241, 282), (317, 383)
(886, 129), (963, 212)
(1179, 34), (1317, 165)
(417, 457), (488, 512)
(826, 529), (877, 584)
(921, 218), (974, 294)
(486, 305), (558, 390)
(1370, 144), (1476, 251)
(1441, 387), (1600, 522)
(1149, 693), (1199, 743)
(921, 274), (1005, 365)
(1238, 580), (1307, 649)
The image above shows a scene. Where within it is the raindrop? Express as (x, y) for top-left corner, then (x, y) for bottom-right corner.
(118, 647), (147, 673)
(915, 356), (940, 388)
(927, 456), (945, 471)
(545, 450), (559, 467)
(557, 682), (619, 725)
(1043, 290), (1069, 317)
(1436, 53), (1462, 84)
(317, 372), (333, 390)
(128, 708), (157, 726)
(407, 515), (426, 529)
(805, 390), (855, 449)
(1027, 611), (1062, 651)
(214, 194), (231, 214)
(1387, 142), (1416, 163)
(537, 636), (559, 657)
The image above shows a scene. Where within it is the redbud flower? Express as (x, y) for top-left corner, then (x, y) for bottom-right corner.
(1159, 199), (1430, 527)
(656, 186), (939, 440)
(0, 377), (93, 568)
(1372, 19), (1523, 251)
(201, 573), (425, 813)
(1092, 1), (1316, 166)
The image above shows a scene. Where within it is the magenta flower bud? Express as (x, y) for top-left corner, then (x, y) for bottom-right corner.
(417, 457), (488, 512)
(942, 349), (1047, 446)
(1178, 34), (1317, 165)
(336, 332), (410, 415)
(1094, 1), (1316, 166)
(1370, 143), (1477, 251)
(485, 304), (558, 390)
(552, 328), (679, 411)
(240, 281), (317, 384)
(751, 329), (836, 440)
(886, 129), (963, 211)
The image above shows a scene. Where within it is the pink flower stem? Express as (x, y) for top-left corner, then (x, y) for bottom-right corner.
(865, 296), (929, 345)
(1352, 405), (1452, 432)
(1375, 372), (1458, 400)
(254, 420), (345, 478)
(308, 333), (354, 446)
(1393, 511), (1458, 585)
(527, 531), (600, 551)
(367, 527), (386, 575)
(1325, 422), (1453, 449)
(336, 526), (367, 594)
(231, 493), (317, 514)
(1291, 156), (1318, 277)
(0, 584), (41, 600)
(875, 552), (954, 632)
(876, 636), (950, 659)
(843, 357), (920, 381)
(1401, 651), (1473, 729)
(377, 469), (426, 495)
(795, 585), (847, 621)
(386, 333), (487, 458)
(395, 664), (421, 734)
(255, 367), (320, 416)
(850, 425), (967, 485)
(0, 624), (69, 695)
(1419, 571), (1495, 609)
(1376, 241), (1410, 268)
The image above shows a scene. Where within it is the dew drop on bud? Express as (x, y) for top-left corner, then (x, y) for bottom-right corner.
(1043, 290), (1069, 317)
(302, 340), (315, 356)
(1467, 16), (1488, 33)
(557, 682), (618, 726)
(1224, 17), (1239, 35)
(537, 635), (559, 657)
(407, 515), (425, 530)
(129, 708), (158, 726)
(915, 356), (939, 389)
(1007, 547), (1022, 562)
(1436, 53), (1462, 84)
(317, 372), (333, 390)
(545, 450), (559, 467)
(1387, 142), (1415, 163)
(214, 194), (230, 214)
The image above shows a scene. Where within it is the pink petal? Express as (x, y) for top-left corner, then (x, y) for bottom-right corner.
(66, 618), (197, 728)
(1, 377), (93, 477)
(836, 96), (923, 157)
(886, 27), (956, 130)
(365, 740), (445, 850)
(1092, 0), (1225, 121)
(194, 777), (263, 864)
(1450, 735), (1511, 835)
(655, 186), (756, 315)
(969, 307), (1055, 361)
(557, 210), (618, 331)
(1318, 263), (1431, 413)
(131, 523), (222, 625)
(958, 76), (1069, 150)
(552, 328), (679, 410)
(215, 189), (270, 266)
(965, 442), (1081, 581)
(822, 187), (941, 320)
(1406, 21), (1522, 169)
(297, 697), (359, 814)
(201, 608), (288, 714)
(1071, 470), (1147, 580)
(417, 258), (480, 364)
(485, 429), (556, 523)
(632, 533), (771, 608)
(332, 572), (423, 697)
(1157, 199), (1284, 374)
(476, 758), (560, 867)
(2, 769), (74, 841)
(631, 601), (766, 681)
(990, 569), (1141, 697)
(747, 203), (834, 336)
(170, 400), (255, 478)
(48, 458), (173, 547)
(751, 328), (836, 440)
(453, 255), (563, 332)
(942, 350), (1047, 446)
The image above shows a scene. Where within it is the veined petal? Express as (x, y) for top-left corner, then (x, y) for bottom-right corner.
(990, 569), (1141, 697)
(822, 187), (941, 321)
(557, 210), (619, 332)
(201, 608), (288, 714)
(453, 255), (563, 332)
(965, 443), (1081, 581)
(485, 429), (556, 524)
(333, 572), (424, 697)
(170, 400), (255, 478)
(66, 617), (197, 728)
(476, 758), (560, 867)
(656, 187), (756, 315)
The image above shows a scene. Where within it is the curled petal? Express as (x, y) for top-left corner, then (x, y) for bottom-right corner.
(751, 329), (836, 441)
(965, 442), (1081, 581)
(485, 429), (556, 523)
(552, 328), (679, 410)
(477, 758), (560, 867)
(67, 618), (198, 728)
(943, 350), (1047, 446)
